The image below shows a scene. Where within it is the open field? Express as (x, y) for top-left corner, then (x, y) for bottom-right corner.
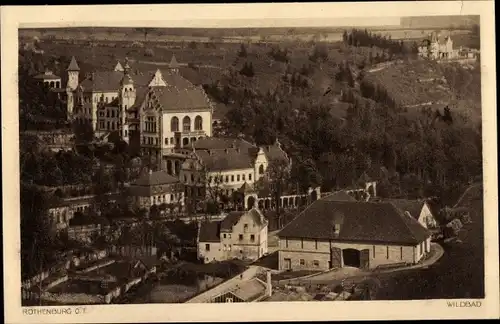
(20, 25), (475, 43)
(365, 58), (482, 124)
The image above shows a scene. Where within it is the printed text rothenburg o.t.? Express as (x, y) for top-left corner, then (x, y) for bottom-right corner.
(23, 307), (87, 315)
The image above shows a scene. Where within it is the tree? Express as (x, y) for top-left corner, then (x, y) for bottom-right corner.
(238, 43), (248, 57)
(20, 185), (62, 279)
(265, 159), (292, 228)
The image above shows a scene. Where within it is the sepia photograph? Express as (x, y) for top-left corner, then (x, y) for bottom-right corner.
(2, 2), (499, 323)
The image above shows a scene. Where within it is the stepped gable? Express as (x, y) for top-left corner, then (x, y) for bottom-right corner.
(278, 200), (431, 245)
(220, 209), (265, 231)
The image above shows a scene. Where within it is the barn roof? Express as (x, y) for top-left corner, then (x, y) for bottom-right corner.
(384, 199), (427, 220)
(278, 200), (431, 245)
(321, 191), (357, 202)
(131, 170), (180, 187)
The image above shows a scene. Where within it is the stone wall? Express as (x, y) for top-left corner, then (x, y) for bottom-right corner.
(278, 238), (425, 271)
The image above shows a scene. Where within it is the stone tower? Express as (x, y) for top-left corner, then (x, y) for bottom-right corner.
(118, 58), (135, 143)
(66, 56), (80, 119)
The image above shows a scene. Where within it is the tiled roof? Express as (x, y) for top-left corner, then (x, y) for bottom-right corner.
(146, 80), (212, 111)
(321, 191), (357, 202)
(262, 141), (289, 164)
(277, 200), (431, 245)
(198, 221), (221, 242)
(238, 182), (255, 194)
(131, 170), (180, 187)
(79, 71), (124, 92)
(384, 199), (426, 220)
(76, 67), (212, 111)
(193, 138), (288, 172)
(67, 56), (80, 71)
(193, 137), (256, 151)
(196, 149), (254, 172)
(220, 208), (266, 231)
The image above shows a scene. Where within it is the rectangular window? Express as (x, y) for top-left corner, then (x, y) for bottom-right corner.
(239, 234), (243, 241)
(315, 239), (318, 249)
(400, 246), (403, 260)
(165, 138), (168, 145)
(285, 238), (288, 248)
(301, 238), (304, 249)
(237, 175), (240, 181)
(373, 246), (376, 258)
(386, 246), (389, 259)
(249, 174), (252, 181)
(244, 224), (248, 231)
(300, 259), (305, 266)
(242, 174), (245, 181)
(231, 175), (234, 182)
(223, 234), (226, 239)
(205, 244), (210, 251)
(313, 260), (319, 267)
(225, 176), (229, 183)
(250, 235), (255, 242)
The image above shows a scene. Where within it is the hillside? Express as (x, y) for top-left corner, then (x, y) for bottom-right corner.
(364, 59), (482, 126)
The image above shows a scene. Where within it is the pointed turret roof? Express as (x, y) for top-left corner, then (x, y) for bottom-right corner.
(169, 54), (179, 68)
(114, 61), (124, 72)
(67, 56), (80, 71)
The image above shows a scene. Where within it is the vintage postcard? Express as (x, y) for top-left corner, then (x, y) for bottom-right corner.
(2, 2), (499, 323)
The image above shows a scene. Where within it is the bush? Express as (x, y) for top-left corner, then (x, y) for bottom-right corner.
(333, 284), (344, 294)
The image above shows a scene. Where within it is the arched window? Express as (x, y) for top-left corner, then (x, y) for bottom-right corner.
(183, 116), (191, 132)
(171, 116), (179, 132)
(259, 165), (264, 175)
(194, 115), (203, 130)
(50, 81), (55, 88)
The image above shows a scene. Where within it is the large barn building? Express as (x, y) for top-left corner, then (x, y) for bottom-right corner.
(277, 196), (432, 271)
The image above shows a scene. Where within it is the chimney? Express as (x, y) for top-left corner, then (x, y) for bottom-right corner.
(266, 271), (272, 297)
(149, 169), (153, 175)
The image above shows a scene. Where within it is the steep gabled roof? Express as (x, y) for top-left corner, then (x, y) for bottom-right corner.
(385, 199), (427, 220)
(199, 221), (221, 242)
(220, 208), (266, 231)
(169, 54), (180, 69)
(278, 200), (431, 245)
(196, 149), (254, 172)
(262, 141), (289, 164)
